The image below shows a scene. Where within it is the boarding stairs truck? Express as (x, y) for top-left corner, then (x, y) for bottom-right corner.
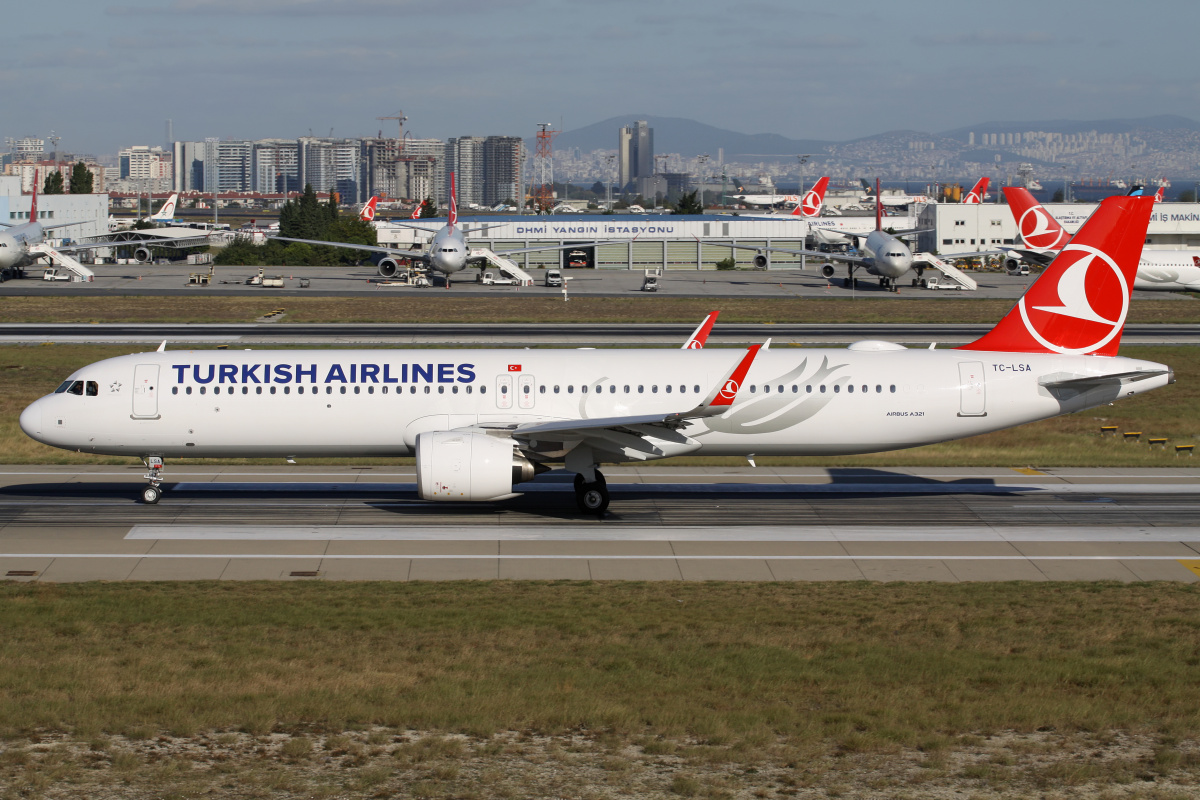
(29, 243), (95, 282)
(470, 248), (534, 286)
(911, 253), (977, 291)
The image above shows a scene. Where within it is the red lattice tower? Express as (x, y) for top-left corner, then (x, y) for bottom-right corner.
(533, 123), (558, 212)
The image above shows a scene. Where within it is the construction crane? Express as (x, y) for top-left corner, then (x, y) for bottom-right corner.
(377, 110), (407, 150)
(532, 122), (558, 213)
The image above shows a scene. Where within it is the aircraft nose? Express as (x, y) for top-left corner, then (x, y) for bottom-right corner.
(19, 399), (42, 440)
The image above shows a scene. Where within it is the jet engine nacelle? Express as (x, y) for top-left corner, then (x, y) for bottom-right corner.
(1004, 258), (1024, 274)
(820, 263), (836, 279)
(133, 246), (152, 263)
(377, 258), (401, 278)
(752, 253), (768, 269)
(415, 431), (537, 502)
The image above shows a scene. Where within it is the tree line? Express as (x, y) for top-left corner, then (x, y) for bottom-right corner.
(41, 163), (94, 195)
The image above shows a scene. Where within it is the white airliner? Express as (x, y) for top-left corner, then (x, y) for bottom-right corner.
(20, 195), (1170, 514)
(151, 193), (179, 222)
(1003, 187), (1200, 291)
(0, 180), (101, 271)
(712, 180), (935, 291)
(274, 174), (613, 287)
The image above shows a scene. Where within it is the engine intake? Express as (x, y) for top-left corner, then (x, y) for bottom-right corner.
(752, 253), (768, 269)
(415, 431), (538, 501)
(377, 258), (400, 278)
(133, 246), (152, 263)
(821, 263), (836, 279)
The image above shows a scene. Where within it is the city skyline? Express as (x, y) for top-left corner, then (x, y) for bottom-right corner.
(5, 0), (1197, 157)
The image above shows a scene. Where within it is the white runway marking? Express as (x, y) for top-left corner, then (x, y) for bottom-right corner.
(4, 553), (1198, 561)
(125, 525), (1200, 542)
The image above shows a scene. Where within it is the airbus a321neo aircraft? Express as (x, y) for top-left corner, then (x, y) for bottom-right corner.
(1003, 186), (1200, 291)
(20, 195), (1170, 514)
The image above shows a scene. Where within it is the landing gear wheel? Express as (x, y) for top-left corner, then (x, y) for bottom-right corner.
(842, 277), (851, 288)
(141, 484), (162, 505)
(576, 482), (610, 515)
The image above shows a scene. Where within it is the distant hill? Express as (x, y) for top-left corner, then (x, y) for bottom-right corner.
(939, 115), (1200, 141)
(550, 115), (834, 158)
(547, 113), (1200, 157)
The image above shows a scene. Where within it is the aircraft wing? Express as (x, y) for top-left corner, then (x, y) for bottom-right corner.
(268, 236), (428, 262)
(53, 233), (212, 252)
(475, 344), (765, 459)
(998, 246), (1055, 267)
(699, 240), (870, 268)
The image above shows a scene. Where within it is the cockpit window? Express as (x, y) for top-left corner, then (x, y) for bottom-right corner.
(86, 381), (98, 396)
(65, 380), (84, 396)
(55, 380), (74, 393)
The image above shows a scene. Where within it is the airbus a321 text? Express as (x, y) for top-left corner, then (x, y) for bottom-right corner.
(20, 195), (1170, 514)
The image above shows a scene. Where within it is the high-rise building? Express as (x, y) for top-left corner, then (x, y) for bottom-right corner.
(482, 136), (524, 207)
(446, 137), (486, 206)
(398, 138), (446, 205)
(618, 120), (653, 191)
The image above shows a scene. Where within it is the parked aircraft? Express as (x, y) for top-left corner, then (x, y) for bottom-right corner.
(0, 180), (103, 271)
(1003, 187), (1200, 291)
(274, 174), (612, 287)
(20, 195), (1168, 515)
(359, 196), (379, 222)
(962, 178), (989, 204)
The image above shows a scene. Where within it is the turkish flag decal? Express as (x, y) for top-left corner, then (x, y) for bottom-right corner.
(508, 364), (521, 372)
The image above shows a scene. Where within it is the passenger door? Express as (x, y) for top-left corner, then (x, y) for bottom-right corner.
(495, 374), (513, 409)
(132, 364), (160, 419)
(957, 361), (986, 417)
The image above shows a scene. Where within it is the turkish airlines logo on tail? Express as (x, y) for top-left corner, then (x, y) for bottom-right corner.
(410, 204), (421, 220)
(800, 189), (822, 217)
(1017, 244), (1129, 354)
(360, 197), (378, 222)
(963, 178), (989, 205)
(1017, 206), (1068, 252)
(716, 379), (739, 402)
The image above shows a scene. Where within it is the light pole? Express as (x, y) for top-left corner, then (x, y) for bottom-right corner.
(697, 153), (709, 211)
(605, 154), (616, 211)
(797, 154), (810, 272)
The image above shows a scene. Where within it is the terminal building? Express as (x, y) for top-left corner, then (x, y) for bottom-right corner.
(917, 201), (1200, 254)
(0, 177), (108, 240)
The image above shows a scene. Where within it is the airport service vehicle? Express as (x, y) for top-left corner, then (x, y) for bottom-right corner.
(544, 269), (563, 287)
(479, 271), (517, 286)
(20, 196), (1170, 514)
(921, 274), (963, 290)
(274, 173), (613, 288)
(1002, 187), (1200, 291)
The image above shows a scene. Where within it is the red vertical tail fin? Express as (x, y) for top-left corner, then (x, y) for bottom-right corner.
(448, 172), (458, 228)
(963, 177), (989, 204)
(359, 196), (379, 222)
(794, 177), (830, 217)
(959, 195), (1155, 357)
(1004, 186), (1069, 253)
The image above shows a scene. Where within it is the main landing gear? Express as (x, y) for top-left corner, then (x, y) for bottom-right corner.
(141, 456), (165, 504)
(574, 470), (610, 516)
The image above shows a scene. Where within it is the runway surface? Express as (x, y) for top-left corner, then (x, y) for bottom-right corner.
(2, 322), (1198, 347)
(2, 465), (1198, 582)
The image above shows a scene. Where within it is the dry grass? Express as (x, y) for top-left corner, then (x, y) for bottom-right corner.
(1, 582), (1200, 739)
(2, 583), (1200, 797)
(0, 343), (1196, 467)
(1, 295), (1199, 324)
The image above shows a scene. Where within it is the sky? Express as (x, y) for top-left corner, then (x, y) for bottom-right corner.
(6, 0), (1198, 157)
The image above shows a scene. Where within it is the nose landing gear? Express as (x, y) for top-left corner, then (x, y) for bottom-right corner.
(141, 456), (165, 504)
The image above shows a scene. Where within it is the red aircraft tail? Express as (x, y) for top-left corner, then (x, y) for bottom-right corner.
(793, 177), (830, 217)
(874, 177), (882, 231)
(448, 172), (458, 228)
(959, 195), (1155, 357)
(963, 177), (989, 204)
(359, 196), (379, 222)
(1004, 186), (1069, 253)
